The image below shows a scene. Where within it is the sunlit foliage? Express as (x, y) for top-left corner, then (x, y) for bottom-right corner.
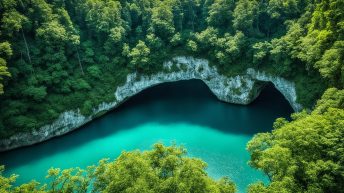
(0, 144), (236, 193)
(247, 89), (344, 193)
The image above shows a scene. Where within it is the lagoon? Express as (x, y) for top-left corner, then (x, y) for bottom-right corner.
(0, 80), (293, 192)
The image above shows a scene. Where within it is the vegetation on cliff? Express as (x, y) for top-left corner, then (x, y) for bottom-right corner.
(0, 0), (343, 192)
(1, 0), (342, 137)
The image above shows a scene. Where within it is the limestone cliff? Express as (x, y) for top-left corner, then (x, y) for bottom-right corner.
(0, 56), (302, 151)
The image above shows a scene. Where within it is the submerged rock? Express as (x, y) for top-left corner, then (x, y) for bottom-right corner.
(0, 56), (302, 151)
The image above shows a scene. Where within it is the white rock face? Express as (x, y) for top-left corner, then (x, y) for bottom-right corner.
(115, 56), (258, 105)
(247, 68), (303, 111)
(0, 56), (302, 151)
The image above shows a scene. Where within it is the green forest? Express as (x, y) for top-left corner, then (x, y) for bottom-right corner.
(0, 0), (343, 192)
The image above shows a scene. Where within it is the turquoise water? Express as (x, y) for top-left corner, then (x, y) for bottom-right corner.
(0, 80), (293, 192)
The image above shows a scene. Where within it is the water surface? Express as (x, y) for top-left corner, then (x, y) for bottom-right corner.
(0, 80), (293, 192)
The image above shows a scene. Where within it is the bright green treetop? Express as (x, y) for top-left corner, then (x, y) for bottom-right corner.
(247, 88), (344, 193)
(0, 144), (236, 193)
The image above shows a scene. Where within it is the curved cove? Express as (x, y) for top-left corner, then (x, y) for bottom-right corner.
(0, 80), (293, 193)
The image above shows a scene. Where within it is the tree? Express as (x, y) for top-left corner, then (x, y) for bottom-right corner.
(298, 29), (332, 69)
(313, 88), (344, 114)
(195, 27), (219, 51)
(247, 89), (344, 193)
(0, 165), (16, 193)
(0, 144), (236, 193)
(233, 0), (258, 34)
(146, 33), (163, 51)
(207, 0), (234, 30)
(214, 31), (246, 65)
(266, 0), (301, 20)
(171, 0), (185, 32)
(1, 9), (32, 65)
(296, 0), (344, 85)
(315, 41), (344, 85)
(187, 40), (198, 52)
(252, 41), (271, 65)
(0, 165), (46, 193)
(85, 0), (123, 33)
(170, 32), (183, 47)
(87, 65), (102, 79)
(150, 3), (175, 40)
(184, 0), (198, 31)
(0, 42), (12, 94)
(1, 10), (28, 36)
(36, 21), (69, 45)
(22, 86), (47, 101)
(109, 26), (126, 44)
(104, 26), (126, 54)
(128, 40), (151, 73)
(127, 0), (153, 35)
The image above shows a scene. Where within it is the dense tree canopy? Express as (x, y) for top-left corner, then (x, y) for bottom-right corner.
(0, 0), (343, 192)
(0, 144), (236, 193)
(0, 0), (342, 137)
(247, 88), (344, 193)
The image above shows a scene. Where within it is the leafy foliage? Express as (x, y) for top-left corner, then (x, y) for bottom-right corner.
(0, 42), (11, 94)
(0, 144), (236, 193)
(247, 89), (344, 193)
(0, 0), (341, 138)
(128, 40), (151, 72)
(0, 0), (343, 192)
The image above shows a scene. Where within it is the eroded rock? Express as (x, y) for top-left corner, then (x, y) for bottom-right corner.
(0, 56), (302, 151)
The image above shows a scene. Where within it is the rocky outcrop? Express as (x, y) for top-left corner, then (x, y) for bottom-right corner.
(0, 56), (302, 152)
(247, 69), (303, 112)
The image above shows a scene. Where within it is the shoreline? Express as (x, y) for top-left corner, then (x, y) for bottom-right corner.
(0, 56), (302, 152)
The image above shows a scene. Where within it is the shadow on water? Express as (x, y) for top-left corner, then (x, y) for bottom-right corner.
(0, 79), (293, 169)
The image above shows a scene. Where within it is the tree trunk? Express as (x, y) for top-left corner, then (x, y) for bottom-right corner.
(188, 0), (195, 31)
(21, 29), (32, 65)
(179, 1), (184, 31)
(18, 0), (25, 9)
(76, 48), (85, 75)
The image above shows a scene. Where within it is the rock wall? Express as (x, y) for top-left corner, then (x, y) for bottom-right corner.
(247, 69), (303, 111)
(0, 56), (302, 152)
